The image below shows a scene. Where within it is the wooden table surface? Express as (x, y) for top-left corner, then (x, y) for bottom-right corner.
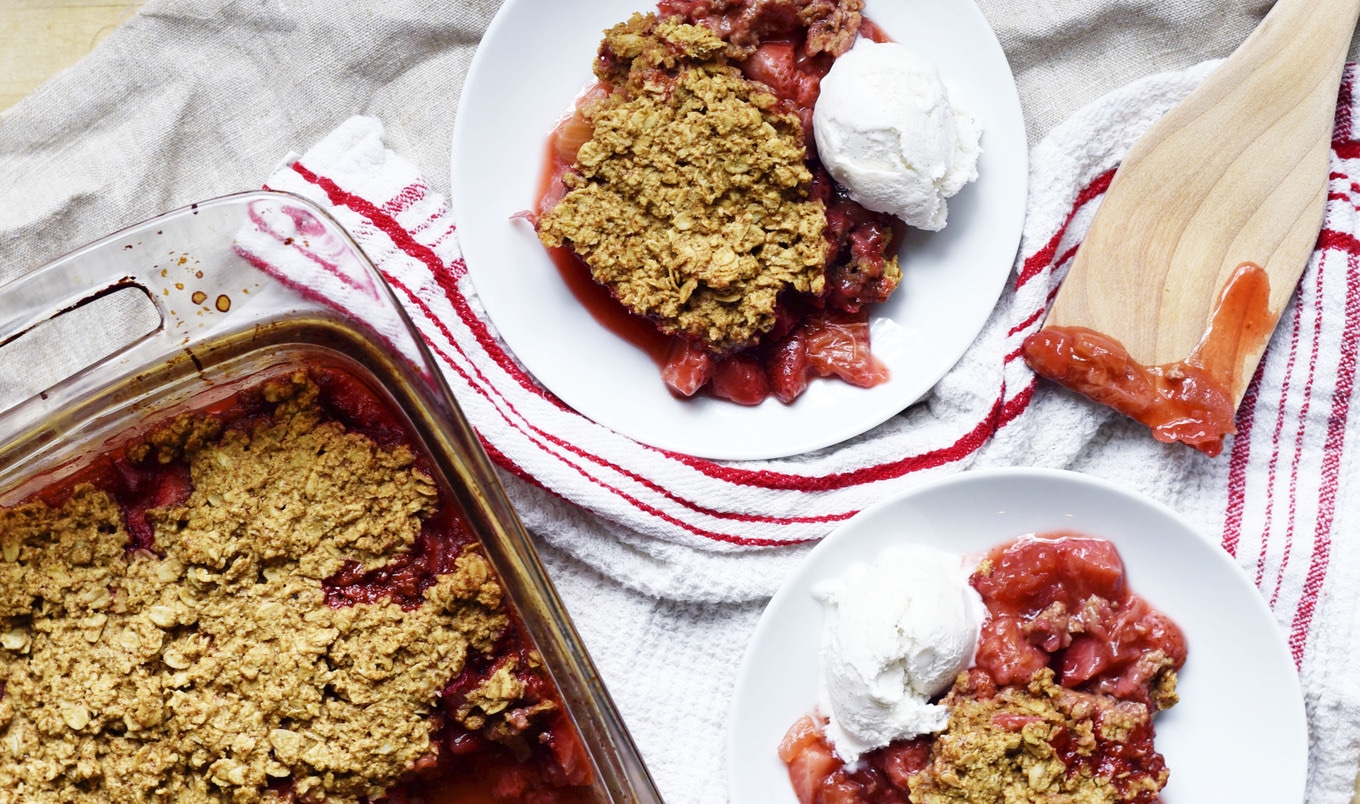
(2, 2), (1359, 802)
(0, 0), (142, 111)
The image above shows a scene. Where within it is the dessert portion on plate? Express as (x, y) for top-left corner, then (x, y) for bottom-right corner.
(779, 534), (1186, 803)
(0, 370), (590, 803)
(532, 0), (981, 405)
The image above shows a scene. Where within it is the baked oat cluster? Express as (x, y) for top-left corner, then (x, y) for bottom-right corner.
(537, 13), (827, 354)
(0, 376), (530, 803)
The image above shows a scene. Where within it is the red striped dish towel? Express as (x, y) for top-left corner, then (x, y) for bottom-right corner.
(263, 61), (1360, 800)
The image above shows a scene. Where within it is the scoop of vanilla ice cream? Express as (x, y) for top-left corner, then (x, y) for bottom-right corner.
(812, 40), (982, 231)
(813, 544), (984, 765)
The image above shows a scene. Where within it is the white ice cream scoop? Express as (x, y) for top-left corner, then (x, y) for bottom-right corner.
(812, 40), (981, 231)
(813, 543), (984, 765)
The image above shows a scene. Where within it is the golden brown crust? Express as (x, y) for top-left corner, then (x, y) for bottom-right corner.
(538, 14), (826, 354)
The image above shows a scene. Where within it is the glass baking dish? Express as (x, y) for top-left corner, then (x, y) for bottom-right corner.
(0, 190), (661, 803)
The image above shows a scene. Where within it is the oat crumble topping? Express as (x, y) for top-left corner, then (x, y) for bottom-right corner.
(537, 13), (826, 354)
(907, 670), (1170, 804)
(0, 376), (523, 803)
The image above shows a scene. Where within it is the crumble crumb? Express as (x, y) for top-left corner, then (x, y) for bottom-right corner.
(537, 13), (826, 354)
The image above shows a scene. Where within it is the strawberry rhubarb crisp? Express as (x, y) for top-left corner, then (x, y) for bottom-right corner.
(534, 0), (917, 405)
(780, 535), (1187, 804)
(0, 371), (590, 803)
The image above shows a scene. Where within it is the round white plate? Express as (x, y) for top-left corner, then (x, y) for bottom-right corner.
(728, 468), (1307, 803)
(450, 0), (1027, 460)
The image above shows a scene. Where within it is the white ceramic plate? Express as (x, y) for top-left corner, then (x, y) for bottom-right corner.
(450, 1), (1028, 460)
(728, 468), (1307, 802)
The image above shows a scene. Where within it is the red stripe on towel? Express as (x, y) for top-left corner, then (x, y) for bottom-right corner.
(1016, 168), (1116, 289)
(1221, 358), (1265, 557)
(1269, 256), (1328, 608)
(1252, 289), (1305, 588)
(1287, 247), (1360, 665)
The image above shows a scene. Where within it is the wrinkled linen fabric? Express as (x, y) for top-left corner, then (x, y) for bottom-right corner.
(3, 2), (1360, 803)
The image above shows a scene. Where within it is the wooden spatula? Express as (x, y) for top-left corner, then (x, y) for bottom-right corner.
(1022, 0), (1360, 457)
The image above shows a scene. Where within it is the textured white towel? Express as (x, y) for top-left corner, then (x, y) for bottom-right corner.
(260, 57), (1360, 802)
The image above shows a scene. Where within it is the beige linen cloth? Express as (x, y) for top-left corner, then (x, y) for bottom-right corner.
(1, 1), (1356, 802)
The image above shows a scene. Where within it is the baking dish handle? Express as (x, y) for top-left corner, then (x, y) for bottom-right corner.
(0, 268), (161, 357)
(0, 191), (429, 427)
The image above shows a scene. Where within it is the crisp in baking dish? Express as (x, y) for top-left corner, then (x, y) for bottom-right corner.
(0, 191), (660, 804)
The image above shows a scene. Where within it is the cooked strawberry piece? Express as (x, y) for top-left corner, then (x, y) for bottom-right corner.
(313, 367), (410, 447)
(991, 713), (1045, 731)
(974, 614), (1050, 687)
(536, 162), (571, 222)
(875, 738), (931, 789)
(778, 716), (842, 804)
(1061, 634), (1115, 688)
(778, 713), (924, 804)
(542, 718), (592, 788)
(741, 41), (825, 110)
(551, 82), (609, 165)
(662, 338), (716, 397)
(777, 714), (823, 762)
(768, 330), (812, 403)
(711, 352), (771, 405)
(490, 766), (531, 799)
(1082, 598), (1188, 707)
(846, 211), (892, 275)
(804, 311), (889, 388)
(656, 0), (708, 18)
(973, 536), (1127, 617)
(857, 16), (890, 43)
(739, 41), (832, 148)
(819, 183), (901, 312)
(151, 462), (194, 509)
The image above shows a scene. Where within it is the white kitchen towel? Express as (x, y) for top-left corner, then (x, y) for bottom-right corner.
(262, 58), (1360, 802)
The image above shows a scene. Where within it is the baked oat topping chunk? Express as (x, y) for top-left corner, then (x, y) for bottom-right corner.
(537, 14), (826, 355)
(0, 380), (521, 803)
(908, 670), (1170, 804)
